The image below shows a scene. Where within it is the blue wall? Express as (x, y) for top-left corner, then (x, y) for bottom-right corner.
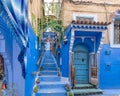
(25, 23), (41, 96)
(0, 16), (13, 63)
(13, 39), (25, 96)
(60, 25), (71, 77)
(99, 44), (120, 89)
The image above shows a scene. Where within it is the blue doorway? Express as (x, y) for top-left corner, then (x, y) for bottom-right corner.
(73, 45), (89, 84)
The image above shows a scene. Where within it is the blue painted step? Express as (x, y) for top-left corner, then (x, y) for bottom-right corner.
(36, 88), (67, 96)
(42, 67), (57, 71)
(43, 61), (55, 63)
(39, 76), (60, 82)
(34, 51), (68, 96)
(40, 71), (58, 75)
(39, 82), (66, 89)
(42, 64), (56, 67)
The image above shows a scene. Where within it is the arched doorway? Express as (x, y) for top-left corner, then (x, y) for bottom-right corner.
(73, 44), (89, 85)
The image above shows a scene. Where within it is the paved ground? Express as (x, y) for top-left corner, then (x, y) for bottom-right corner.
(0, 81), (3, 96)
(88, 89), (120, 96)
(102, 89), (120, 96)
(1, 79), (120, 96)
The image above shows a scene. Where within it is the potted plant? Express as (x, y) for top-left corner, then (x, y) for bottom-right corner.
(58, 71), (61, 76)
(67, 92), (73, 96)
(37, 72), (41, 76)
(35, 78), (40, 84)
(33, 85), (39, 93)
(39, 67), (43, 71)
(65, 84), (71, 91)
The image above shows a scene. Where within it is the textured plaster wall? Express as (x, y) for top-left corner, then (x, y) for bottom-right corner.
(13, 39), (25, 96)
(63, 0), (120, 44)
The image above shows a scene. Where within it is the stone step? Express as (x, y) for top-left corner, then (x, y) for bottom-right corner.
(34, 51), (68, 96)
(43, 67), (57, 71)
(39, 76), (60, 82)
(43, 62), (55, 64)
(39, 82), (66, 89)
(42, 64), (56, 67)
(41, 71), (58, 75)
(73, 88), (103, 96)
(36, 88), (67, 96)
(74, 84), (94, 89)
(42, 67), (57, 71)
(43, 61), (55, 63)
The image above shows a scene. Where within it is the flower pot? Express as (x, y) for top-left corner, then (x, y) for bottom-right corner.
(33, 86), (39, 93)
(36, 79), (40, 84)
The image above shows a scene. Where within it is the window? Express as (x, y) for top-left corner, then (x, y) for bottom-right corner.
(110, 10), (120, 47)
(76, 16), (94, 22)
(114, 21), (120, 44)
(73, 13), (97, 21)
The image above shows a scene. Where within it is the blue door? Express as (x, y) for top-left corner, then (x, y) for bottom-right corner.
(73, 45), (89, 84)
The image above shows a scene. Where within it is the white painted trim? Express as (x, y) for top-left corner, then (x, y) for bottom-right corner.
(73, 13), (97, 21)
(73, 28), (106, 32)
(69, 28), (75, 83)
(110, 20), (120, 48)
(97, 52), (100, 88)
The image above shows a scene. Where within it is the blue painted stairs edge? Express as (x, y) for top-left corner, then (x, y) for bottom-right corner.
(32, 51), (72, 96)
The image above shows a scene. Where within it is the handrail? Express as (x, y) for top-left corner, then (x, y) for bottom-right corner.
(36, 50), (44, 66)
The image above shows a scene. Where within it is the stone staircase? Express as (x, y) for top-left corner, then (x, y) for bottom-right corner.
(33, 51), (70, 96)
(73, 84), (103, 96)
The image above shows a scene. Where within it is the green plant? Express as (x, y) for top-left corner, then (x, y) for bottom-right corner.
(67, 92), (73, 96)
(33, 85), (39, 93)
(39, 67), (43, 71)
(65, 84), (71, 91)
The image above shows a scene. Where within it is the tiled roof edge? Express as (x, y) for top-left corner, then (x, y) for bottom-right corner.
(71, 20), (111, 25)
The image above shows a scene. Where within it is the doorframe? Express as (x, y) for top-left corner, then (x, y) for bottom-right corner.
(89, 52), (95, 84)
